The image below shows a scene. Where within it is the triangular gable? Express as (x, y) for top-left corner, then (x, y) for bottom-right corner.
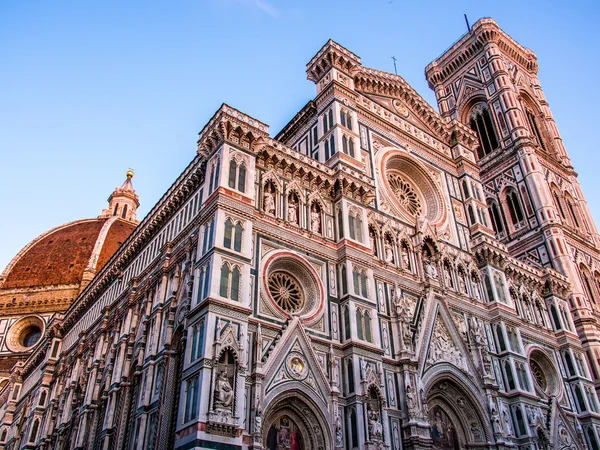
(354, 68), (452, 143)
(418, 300), (478, 377)
(262, 317), (331, 404)
(362, 93), (436, 136)
(549, 400), (585, 450)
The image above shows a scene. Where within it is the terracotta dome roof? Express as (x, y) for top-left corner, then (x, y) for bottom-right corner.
(1, 217), (136, 290)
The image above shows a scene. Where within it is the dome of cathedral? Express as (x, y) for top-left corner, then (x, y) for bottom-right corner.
(0, 217), (136, 290)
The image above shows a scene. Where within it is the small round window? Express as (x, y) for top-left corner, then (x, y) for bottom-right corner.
(21, 326), (41, 348)
(6, 316), (45, 353)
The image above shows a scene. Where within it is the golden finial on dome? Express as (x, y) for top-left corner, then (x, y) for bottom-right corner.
(126, 168), (134, 179)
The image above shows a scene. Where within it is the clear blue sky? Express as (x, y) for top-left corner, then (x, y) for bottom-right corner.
(1, 0), (599, 271)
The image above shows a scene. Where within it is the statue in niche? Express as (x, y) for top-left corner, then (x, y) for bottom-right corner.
(469, 316), (485, 347)
(384, 240), (394, 263)
(335, 413), (343, 446)
(443, 264), (453, 288)
(401, 245), (411, 271)
(394, 287), (413, 352)
(405, 383), (417, 414)
(471, 275), (481, 300)
(424, 259), (438, 279)
(263, 184), (276, 215)
(458, 270), (467, 293)
(311, 203), (321, 234)
(369, 228), (378, 257)
(288, 194), (298, 224)
(214, 369), (234, 409)
(368, 409), (383, 439)
(494, 272), (507, 303)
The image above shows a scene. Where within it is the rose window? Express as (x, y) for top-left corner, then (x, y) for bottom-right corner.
(529, 359), (547, 391)
(268, 271), (304, 313)
(387, 174), (422, 217)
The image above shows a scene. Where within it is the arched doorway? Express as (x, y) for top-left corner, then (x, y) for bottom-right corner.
(424, 374), (490, 449)
(263, 391), (331, 450)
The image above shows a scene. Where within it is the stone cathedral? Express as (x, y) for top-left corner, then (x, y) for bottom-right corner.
(1, 17), (600, 450)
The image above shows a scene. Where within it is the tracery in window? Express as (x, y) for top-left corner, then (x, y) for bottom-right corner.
(228, 159), (247, 193)
(348, 208), (363, 243)
(526, 109), (547, 151)
(504, 188), (524, 226)
(487, 199), (504, 234)
(268, 271), (304, 313)
(219, 263), (241, 301)
(469, 103), (499, 159)
(387, 174), (422, 217)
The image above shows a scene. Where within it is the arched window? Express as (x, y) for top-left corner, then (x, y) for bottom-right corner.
(580, 264), (596, 304)
(39, 390), (47, 406)
(233, 223), (243, 252)
(325, 139), (330, 160)
(122, 204), (128, 219)
(343, 305), (351, 340)
(487, 200), (504, 234)
(328, 109), (333, 128)
(349, 408), (358, 447)
(564, 351), (577, 377)
(349, 138), (355, 157)
(566, 195), (581, 228)
(468, 205), (476, 225)
(507, 327), (520, 353)
(212, 158), (221, 192)
(228, 160), (237, 189)
(526, 109), (547, 151)
(219, 264), (230, 298)
(219, 263), (240, 301)
(462, 180), (471, 198)
(342, 135), (348, 154)
(230, 266), (240, 301)
(348, 209), (363, 243)
(238, 164), (246, 193)
(223, 219), (233, 249)
(347, 359), (355, 394)
(550, 304), (562, 330)
(330, 135), (336, 155)
(341, 265), (348, 295)
(28, 419), (39, 444)
(347, 112), (353, 130)
(469, 104), (499, 159)
(514, 406), (526, 436)
(364, 312), (372, 343)
(340, 110), (346, 127)
(361, 271), (367, 297)
(323, 114), (328, 133)
(504, 361), (516, 390)
(574, 384), (587, 412)
(356, 308), (364, 340)
(505, 189), (524, 225)
(496, 324), (507, 352)
(113, 203), (119, 216)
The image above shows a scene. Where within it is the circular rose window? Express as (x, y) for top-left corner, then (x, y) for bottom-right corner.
(387, 173), (422, 217)
(377, 149), (445, 225)
(261, 251), (325, 323)
(528, 350), (561, 397)
(268, 271), (304, 313)
(6, 316), (45, 353)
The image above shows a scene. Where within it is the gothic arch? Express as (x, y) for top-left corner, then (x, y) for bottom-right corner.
(262, 388), (332, 450)
(423, 369), (491, 447)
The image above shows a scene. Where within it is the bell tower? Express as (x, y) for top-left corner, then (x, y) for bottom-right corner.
(426, 18), (600, 388)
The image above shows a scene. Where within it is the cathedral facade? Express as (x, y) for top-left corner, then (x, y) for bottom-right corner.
(1, 17), (599, 450)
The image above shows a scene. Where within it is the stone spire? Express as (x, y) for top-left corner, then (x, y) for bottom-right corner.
(100, 169), (140, 222)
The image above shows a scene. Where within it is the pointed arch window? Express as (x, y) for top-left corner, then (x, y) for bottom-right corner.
(526, 109), (547, 151)
(488, 200), (504, 234)
(566, 197), (581, 228)
(356, 308), (364, 340)
(580, 264), (596, 304)
(220, 263), (241, 301)
(330, 135), (336, 155)
(233, 223), (243, 252)
(364, 312), (372, 343)
(505, 189), (524, 225)
(343, 305), (351, 339)
(228, 160), (237, 188)
(122, 204), (128, 219)
(469, 104), (499, 158)
(504, 361), (516, 390)
(223, 219), (233, 249)
(341, 265), (348, 295)
(348, 209), (363, 243)
(28, 419), (40, 444)
(325, 139), (330, 160)
(113, 203), (120, 216)
(553, 191), (566, 219)
(328, 109), (334, 129)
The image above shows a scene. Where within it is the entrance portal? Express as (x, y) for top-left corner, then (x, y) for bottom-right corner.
(262, 391), (331, 450)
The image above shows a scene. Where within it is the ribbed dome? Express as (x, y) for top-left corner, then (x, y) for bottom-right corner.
(1, 217), (136, 290)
